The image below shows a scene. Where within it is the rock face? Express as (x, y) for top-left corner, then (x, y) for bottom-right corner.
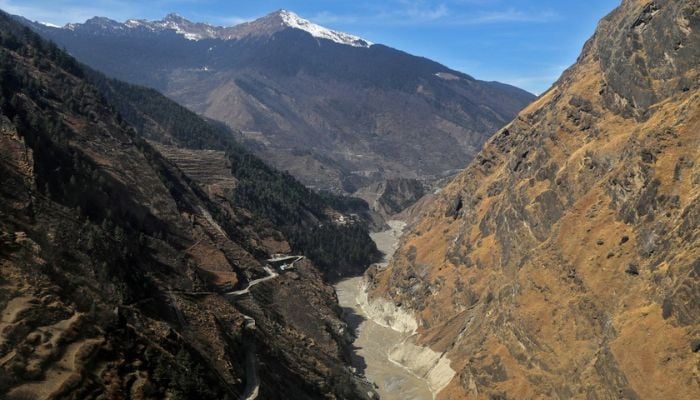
(0, 13), (374, 399)
(367, 1), (700, 398)
(23, 10), (535, 194)
(355, 177), (428, 219)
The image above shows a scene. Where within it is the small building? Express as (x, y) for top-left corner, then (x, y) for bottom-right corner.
(280, 263), (293, 271)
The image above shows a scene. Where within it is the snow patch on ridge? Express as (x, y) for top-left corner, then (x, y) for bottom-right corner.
(125, 19), (145, 28)
(277, 10), (372, 48)
(120, 15), (216, 40)
(39, 21), (61, 28)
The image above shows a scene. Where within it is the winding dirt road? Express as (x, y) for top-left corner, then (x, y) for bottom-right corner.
(229, 256), (304, 400)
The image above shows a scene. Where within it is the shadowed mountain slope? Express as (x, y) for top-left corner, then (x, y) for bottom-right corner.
(0, 11), (377, 399)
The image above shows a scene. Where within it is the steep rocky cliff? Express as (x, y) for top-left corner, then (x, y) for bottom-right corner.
(354, 177), (428, 220)
(367, 0), (700, 398)
(0, 13), (374, 399)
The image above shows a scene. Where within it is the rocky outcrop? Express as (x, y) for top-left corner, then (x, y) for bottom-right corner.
(368, 1), (700, 399)
(387, 340), (455, 396)
(355, 178), (428, 218)
(357, 279), (418, 333)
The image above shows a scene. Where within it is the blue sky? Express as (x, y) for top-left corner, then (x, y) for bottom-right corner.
(1, 0), (621, 94)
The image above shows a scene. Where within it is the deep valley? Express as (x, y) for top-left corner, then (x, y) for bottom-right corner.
(1, 1), (698, 399)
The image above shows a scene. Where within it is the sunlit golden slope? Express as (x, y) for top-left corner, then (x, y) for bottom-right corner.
(368, 1), (700, 398)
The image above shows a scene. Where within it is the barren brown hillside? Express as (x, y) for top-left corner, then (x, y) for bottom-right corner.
(368, 0), (700, 398)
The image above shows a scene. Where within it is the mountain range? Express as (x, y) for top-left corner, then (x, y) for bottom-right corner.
(22, 10), (535, 194)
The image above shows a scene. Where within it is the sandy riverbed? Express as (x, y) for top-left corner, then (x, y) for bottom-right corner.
(335, 221), (434, 400)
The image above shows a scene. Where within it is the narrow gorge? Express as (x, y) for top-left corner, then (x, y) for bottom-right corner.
(336, 221), (455, 399)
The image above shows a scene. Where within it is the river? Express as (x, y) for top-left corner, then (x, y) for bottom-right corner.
(335, 221), (433, 400)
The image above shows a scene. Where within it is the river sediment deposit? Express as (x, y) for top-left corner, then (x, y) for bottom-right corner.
(335, 221), (454, 400)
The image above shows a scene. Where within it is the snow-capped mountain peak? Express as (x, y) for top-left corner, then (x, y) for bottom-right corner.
(49, 10), (373, 47)
(275, 10), (372, 48)
(151, 13), (217, 40)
